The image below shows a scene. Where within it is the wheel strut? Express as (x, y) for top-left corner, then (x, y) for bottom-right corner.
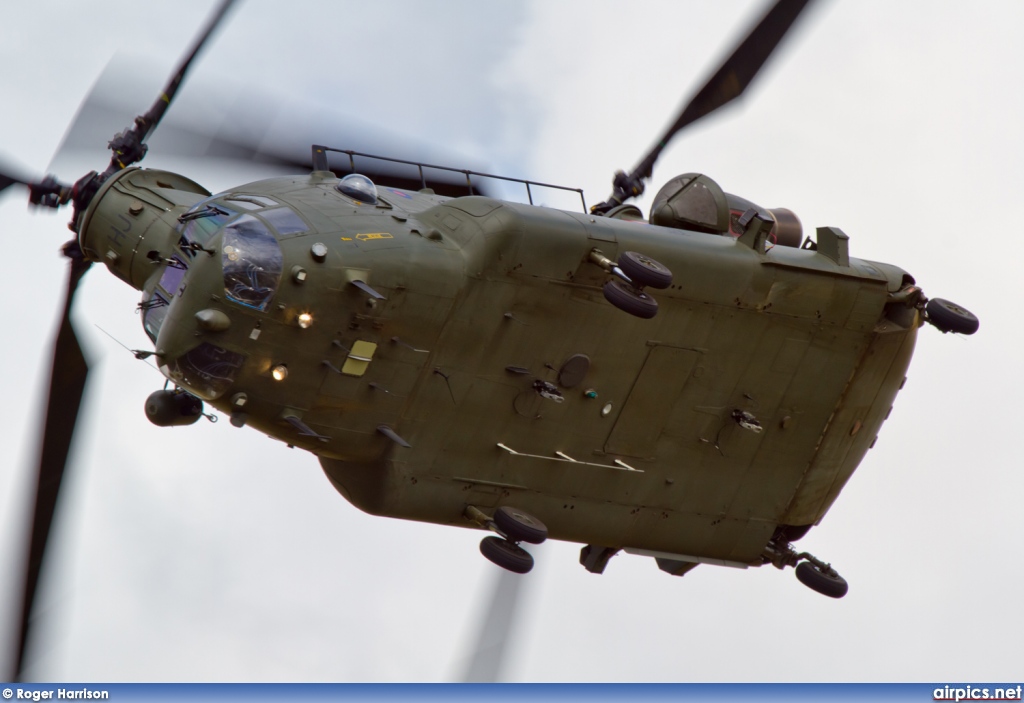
(465, 505), (546, 574)
(886, 285), (979, 336)
(763, 537), (848, 598)
(589, 248), (672, 319)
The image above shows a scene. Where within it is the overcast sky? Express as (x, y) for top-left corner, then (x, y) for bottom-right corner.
(0, 0), (1022, 683)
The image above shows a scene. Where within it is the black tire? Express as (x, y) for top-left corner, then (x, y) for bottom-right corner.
(479, 536), (534, 574)
(618, 251), (673, 289)
(493, 506), (548, 544)
(603, 279), (658, 319)
(795, 561), (848, 599)
(926, 298), (979, 335)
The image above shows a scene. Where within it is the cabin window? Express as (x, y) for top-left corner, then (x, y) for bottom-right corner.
(221, 214), (283, 311)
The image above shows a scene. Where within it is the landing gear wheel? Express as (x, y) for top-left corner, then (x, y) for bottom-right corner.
(795, 561), (848, 598)
(493, 506), (548, 544)
(603, 279), (658, 319)
(479, 536), (534, 574)
(926, 298), (979, 335)
(618, 251), (673, 289)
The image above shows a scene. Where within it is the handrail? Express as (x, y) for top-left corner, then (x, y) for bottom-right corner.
(311, 144), (587, 213)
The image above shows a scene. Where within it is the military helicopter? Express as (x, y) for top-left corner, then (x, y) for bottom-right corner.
(1, 0), (984, 681)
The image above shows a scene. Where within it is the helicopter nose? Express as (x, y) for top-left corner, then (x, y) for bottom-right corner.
(158, 341), (247, 401)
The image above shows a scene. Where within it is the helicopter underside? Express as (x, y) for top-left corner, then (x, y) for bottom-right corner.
(304, 195), (920, 567)
(319, 293), (917, 567)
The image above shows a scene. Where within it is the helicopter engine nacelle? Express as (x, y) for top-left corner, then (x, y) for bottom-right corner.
(724, 194), (804, 248)
(650, 173), (803, 247)
(765, 207), (803, 248)
(76, 167), (210, 291)
(145, 389), (204, 427)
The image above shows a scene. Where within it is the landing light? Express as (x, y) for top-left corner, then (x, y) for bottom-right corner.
(272, 364), (288, 381)
(297, 312), (313, 329)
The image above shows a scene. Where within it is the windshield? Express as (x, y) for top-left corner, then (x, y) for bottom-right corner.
(178, 201), (238, 256)
(221, 214), (283, 311)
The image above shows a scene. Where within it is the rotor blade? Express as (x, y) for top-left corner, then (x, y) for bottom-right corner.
(0, 160), (31, 196)
(106, 0), (238, 172)
(137, 0), (238, 145)
(1, 173), (25, 194)
(12, 248), (92, 681)
(632, 0), (814, 181)
(52, 58), (494, 199)
(459, 565), (528, 682)
(0, 161), (71, 209)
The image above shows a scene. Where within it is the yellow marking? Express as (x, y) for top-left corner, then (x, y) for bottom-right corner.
(341, 237), (353, 241)
(355, 232), (393, 241)
(342, 340), (378, 377)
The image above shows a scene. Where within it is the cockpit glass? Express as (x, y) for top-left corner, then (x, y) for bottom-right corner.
(225, 195), (279, 209)
(222, 214), (283, 311)
(158, 257), (187, 297)
(261, 206), (309, 235)
(164, 342), (245, 400)
(223, 198), (262, 211)
(141, 292), (170, 343)
(179, 203), (238, 254)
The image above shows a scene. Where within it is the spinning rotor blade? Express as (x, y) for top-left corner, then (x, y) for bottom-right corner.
(0, 160), (72, 209)
(634, 0), (813, 180)
(9, 1), (238, 679)
(12, 249), (92, 681)
(0, 167), (28, 195)
(135, 0), (237, 146)
(460, 568), (526, 682)
(72, 0), (487, 198)
(104, 0), (238, 173)
(594, 0), (814, 212)
(52, 58), (494, 200)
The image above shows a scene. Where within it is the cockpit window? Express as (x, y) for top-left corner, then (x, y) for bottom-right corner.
(222, 214), (283, 311)
(179, 202), (238, 255)
(163, 342), (245, 400)
(158, 257), (187, 297)
(141, 292), (170, 343)
(224, 194), (279, 210)
(141, 257), (186, 344)
(336, 173), (378, 204)
(261, 206), (309, 235)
